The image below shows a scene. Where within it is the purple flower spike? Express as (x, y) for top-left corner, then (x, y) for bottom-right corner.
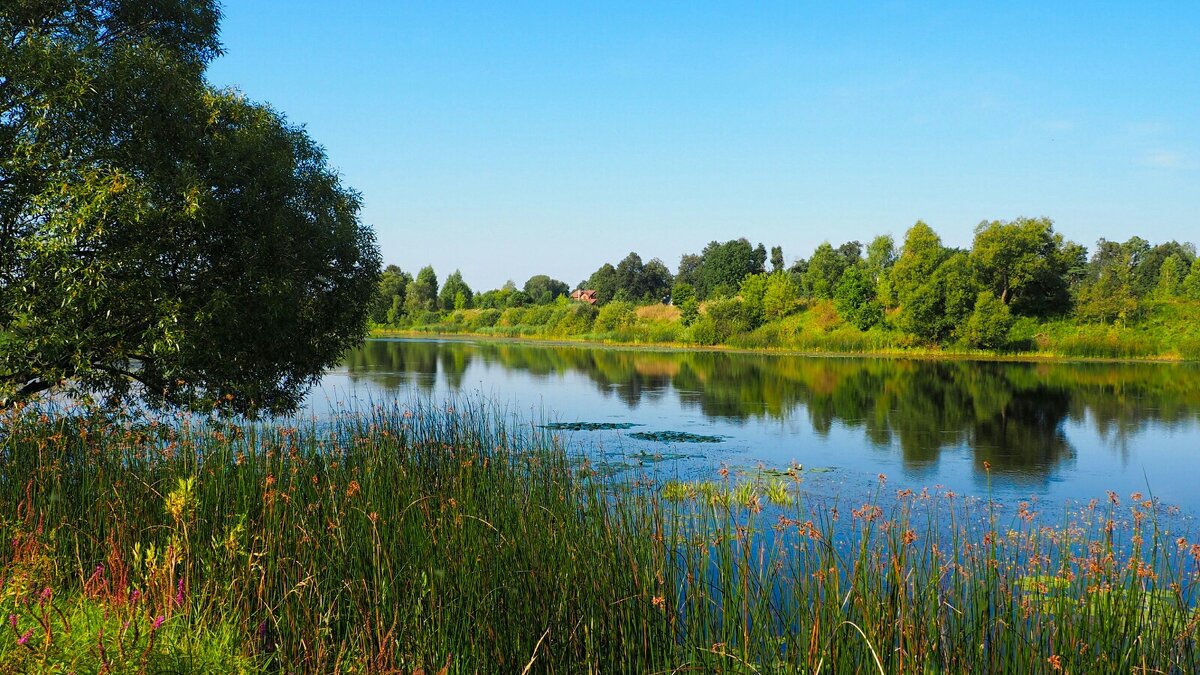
(8, 614), (16, 631)
(17, 629), (33, 645)
(152, 615), (165, 631)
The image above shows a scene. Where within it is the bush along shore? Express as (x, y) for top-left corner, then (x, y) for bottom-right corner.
(375, 296), (1200, 362)
(1, 401), (1198, 673)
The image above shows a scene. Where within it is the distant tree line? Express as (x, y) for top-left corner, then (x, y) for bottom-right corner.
(370, 266), (578, 324)
(372, 218), (1200, 349)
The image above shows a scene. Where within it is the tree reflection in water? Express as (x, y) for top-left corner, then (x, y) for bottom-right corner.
(340, 339), (1200, 479)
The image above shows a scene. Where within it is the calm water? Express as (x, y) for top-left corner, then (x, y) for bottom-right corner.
(314, 338), (1200, 512)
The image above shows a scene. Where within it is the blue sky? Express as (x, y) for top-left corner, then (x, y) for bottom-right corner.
(206, 2), (1200, 291)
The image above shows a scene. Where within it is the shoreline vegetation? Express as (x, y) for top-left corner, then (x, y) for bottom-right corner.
(369, 292), (1200, 363)
(370, 320), (1200, 364)
(2, 401), (1197, 673)
(371, 220), (1200, 364)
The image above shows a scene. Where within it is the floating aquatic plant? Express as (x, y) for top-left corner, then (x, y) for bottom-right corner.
(541, 421), (644, 431)
(629, 451), (692, 463)
(629, 430), (724, 443)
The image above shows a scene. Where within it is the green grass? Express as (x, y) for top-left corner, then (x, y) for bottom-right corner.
(0, 592), (256, 673)
(1, 402), (1198, 672)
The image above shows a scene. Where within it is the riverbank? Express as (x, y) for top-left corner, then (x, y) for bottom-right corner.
(371, 324), (1198, 365)
(372, 297), (1200, 363)
(2, 401), (1196, 673)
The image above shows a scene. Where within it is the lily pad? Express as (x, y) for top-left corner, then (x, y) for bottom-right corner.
(629, 430), (725, 444)
(806, 466), (836, 473)
(541, 421), (643, 431)
(629, 451), (692, 463)
(591, 461), (633, 478)
(746, 465), (803, 479)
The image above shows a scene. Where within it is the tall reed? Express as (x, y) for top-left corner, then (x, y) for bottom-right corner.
(1, 402), (1197, 672)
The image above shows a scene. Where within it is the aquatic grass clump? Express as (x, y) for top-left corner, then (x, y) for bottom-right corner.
(0, 400), (675, 673)
(1, 402), (1199, 672)
(651, 473), (1200, 673)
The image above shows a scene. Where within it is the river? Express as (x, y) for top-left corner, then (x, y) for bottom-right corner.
(313, 337), (1200, 513)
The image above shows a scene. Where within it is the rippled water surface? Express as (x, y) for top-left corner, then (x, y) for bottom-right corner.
(313, 338), (1200, 512)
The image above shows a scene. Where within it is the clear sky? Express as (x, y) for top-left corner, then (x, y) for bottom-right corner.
(206, 2), (1200, 291)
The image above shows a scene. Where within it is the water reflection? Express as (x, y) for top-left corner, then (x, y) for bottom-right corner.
(337, 339), (1200, 483)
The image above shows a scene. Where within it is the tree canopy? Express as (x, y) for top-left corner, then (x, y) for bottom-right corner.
(691, 239), (766, 299)
(523, 275), (569, 304)
(970, 217), (1074, 316)
(0, 0), (380, 414)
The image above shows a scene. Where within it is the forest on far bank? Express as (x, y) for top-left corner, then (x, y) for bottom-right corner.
(370, 218), (1200, 359)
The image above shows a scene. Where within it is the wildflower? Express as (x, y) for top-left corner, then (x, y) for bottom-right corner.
(175, 578), (185, 606)
(651, 595), (666, 611)
(1047, 654), (1062, 671)
(1018, 502), (1035, 523)
(152, 615), (165, 631)
(8, 614), (16, 631)
(852, 504), (883, 522)
(983, 461), (991, 472)
(17, 629), (33, 646)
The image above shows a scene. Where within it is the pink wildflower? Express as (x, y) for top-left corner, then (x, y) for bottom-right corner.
(17, 629), (33, 645)
(152, 615), (165, 631)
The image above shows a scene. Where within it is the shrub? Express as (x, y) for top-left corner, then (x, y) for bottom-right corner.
(413, 310), (442, 327)
(834, 266), (882, 330)
(595, 301), (637, 333)
(467, 309), (502, 329)
(962, 291), (1013, 349)
(680, 299), (700, 327)
(671, 282), (695, 306)
(762, 272), (800, 321)
(687, 316), (719, 345)
(703, 298), (754, 342)
(523, 304), (557, 326)
(498, 307), (527, 327)
(551, 303), (597, 336)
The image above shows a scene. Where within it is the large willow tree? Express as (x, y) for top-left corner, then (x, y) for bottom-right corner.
(1, 1), (380, 414)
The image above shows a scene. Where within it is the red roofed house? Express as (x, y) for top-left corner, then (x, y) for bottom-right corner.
(570, 289), (599, 305)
